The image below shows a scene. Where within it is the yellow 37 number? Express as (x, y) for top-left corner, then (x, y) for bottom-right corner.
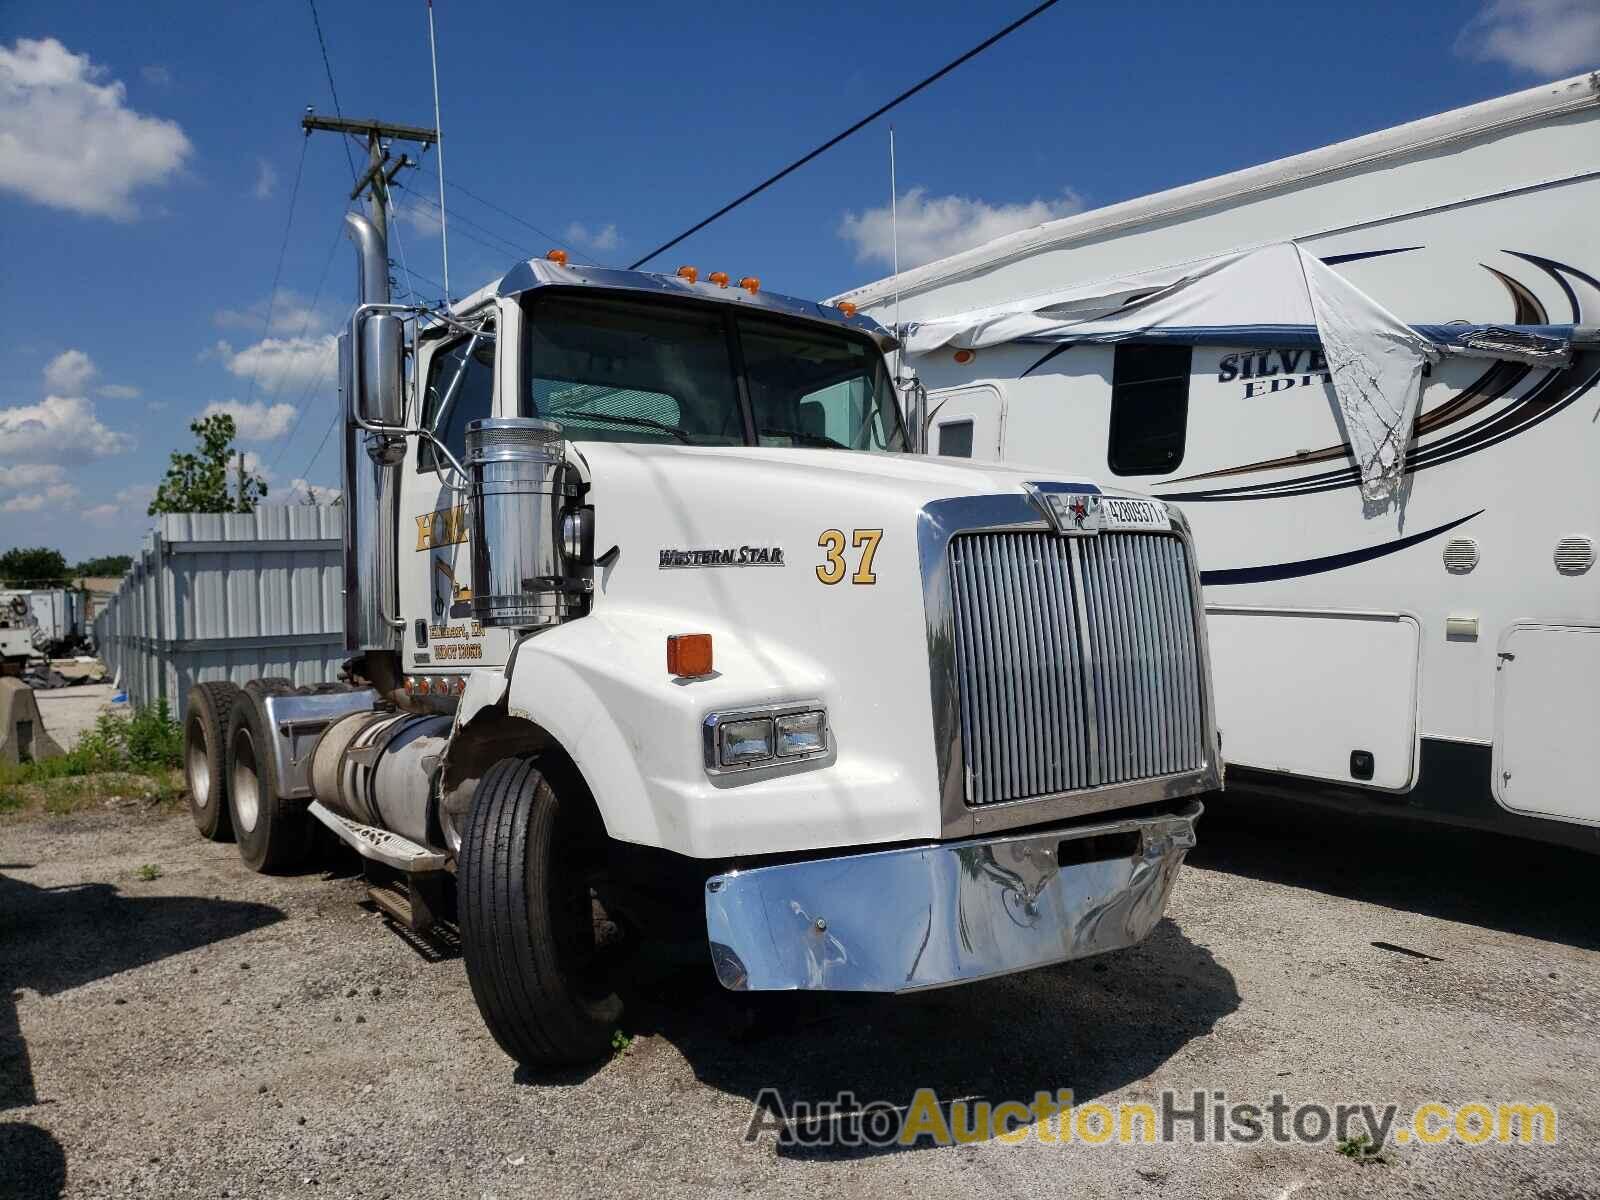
(816, 528), (882, 585)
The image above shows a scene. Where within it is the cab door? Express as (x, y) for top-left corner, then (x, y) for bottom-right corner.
(927, 384), (1004, 461)
(400, 309), (502, 673)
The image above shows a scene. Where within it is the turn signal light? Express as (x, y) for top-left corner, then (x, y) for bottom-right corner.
(708, 271), (730, 288)
(837, 300), (857, 317)
(738, 276), (760, 295)
(546, 248), (569, 266)
(676, 265), (699, 283)
(667, 633), (714, 678)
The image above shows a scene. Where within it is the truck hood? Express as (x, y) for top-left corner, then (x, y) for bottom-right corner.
(572, 442), (1153, 510)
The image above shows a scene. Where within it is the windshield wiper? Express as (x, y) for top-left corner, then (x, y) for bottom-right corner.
(761, 426), (848, 449)
(554, 409), (694, 444)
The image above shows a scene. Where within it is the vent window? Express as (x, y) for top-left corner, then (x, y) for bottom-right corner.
(1108, 344), (1191, 475)
(1443, 538), (1479, 574)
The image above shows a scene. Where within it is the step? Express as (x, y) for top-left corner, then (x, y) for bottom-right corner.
(308, 801), (447, 873)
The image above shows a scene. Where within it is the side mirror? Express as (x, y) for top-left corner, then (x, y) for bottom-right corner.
(359, 313), (405, 427)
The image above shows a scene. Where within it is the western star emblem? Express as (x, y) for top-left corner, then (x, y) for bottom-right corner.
(659, 546), (786, 569)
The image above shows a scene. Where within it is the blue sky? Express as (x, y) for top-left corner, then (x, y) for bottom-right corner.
(2, 0), (1595, 561)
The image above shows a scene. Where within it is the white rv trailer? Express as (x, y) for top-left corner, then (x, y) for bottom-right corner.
(835, 72), (1600, 850)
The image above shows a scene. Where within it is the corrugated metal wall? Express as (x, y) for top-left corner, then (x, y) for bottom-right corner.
(94, 508), (345, 719)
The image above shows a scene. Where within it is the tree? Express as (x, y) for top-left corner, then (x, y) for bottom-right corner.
(73, 554), (132, 577)
(148, 414), (269, 515)
(0, 546), (69, 585)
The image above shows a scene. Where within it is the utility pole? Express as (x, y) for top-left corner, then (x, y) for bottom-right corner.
(300, 111), (438, 245)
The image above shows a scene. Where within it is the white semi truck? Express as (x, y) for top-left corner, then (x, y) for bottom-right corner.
(181, 209), (1222, 1066)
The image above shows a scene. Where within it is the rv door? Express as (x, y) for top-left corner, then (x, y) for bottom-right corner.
(927, 384), (1004, 461)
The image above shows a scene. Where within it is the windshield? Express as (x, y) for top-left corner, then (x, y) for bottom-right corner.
(521, 291), (907, 452)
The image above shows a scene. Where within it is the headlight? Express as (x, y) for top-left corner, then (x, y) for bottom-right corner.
(704, 703), (829, 774)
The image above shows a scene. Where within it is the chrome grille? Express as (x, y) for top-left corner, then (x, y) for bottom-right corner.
(947, 531), (1204, 807)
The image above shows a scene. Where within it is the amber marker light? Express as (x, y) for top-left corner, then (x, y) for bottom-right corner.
(953, 349), (976, 364)
(546, 248), (569, 265)
(708, 271), (730, 288)
(738, 276), (760, 295)
(837, 300), (857, 317)
(676, 265), (699, 283)
(667, 634), (714, 678)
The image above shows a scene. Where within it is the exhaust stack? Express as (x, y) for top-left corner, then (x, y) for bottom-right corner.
(340, 212), (402, 658)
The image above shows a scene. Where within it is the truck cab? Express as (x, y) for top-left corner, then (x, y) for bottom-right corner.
(182, 213), (1221, 1067)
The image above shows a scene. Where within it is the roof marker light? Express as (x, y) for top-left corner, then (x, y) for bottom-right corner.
(546, 248), (569, 266)
(837, 301), (857, 317)
(708, 271), (730, 288)
(738, 276), (760, 295)
(676, 265), (699, 283)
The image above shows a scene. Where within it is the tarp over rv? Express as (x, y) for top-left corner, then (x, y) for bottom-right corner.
(898, 242), (1575, 501)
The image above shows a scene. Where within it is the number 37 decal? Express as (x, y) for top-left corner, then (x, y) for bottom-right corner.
(816, 529), (882, 585)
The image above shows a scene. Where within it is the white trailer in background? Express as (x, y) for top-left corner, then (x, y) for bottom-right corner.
(835, 72), (1600, 850)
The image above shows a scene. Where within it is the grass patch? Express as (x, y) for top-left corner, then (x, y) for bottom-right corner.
(1, 700), (185, 818)
(1336, 1134), (1392, 1165)
(135, 863), (163, 881)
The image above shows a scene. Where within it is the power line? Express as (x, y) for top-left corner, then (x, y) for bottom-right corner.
(306, 0), (358, 181)
(302, 408), (341, 480)
(412, 159), (566, 253)
(393, 179), (534, 263)
(266, 216), (348, 472)
(243, 133), (311, 411)
(628, 0), (1062, 270)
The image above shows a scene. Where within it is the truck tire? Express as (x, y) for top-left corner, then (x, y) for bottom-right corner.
(184, 681), (242, 841)
(226, 681), (310, 873)
(460, 756), (623, 1066)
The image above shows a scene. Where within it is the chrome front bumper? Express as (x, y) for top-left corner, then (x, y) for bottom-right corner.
(704, 800), (1201, 992)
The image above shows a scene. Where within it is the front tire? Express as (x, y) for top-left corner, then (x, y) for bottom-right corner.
(459, 756), (623, 1066)
(225, 682), (310, 873)
(184, 681), (241, 841)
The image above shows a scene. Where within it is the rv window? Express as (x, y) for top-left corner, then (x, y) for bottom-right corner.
(938, 420), (974, 458)
(1108, 344), (1190, 475)
(419, 324), (496, 472)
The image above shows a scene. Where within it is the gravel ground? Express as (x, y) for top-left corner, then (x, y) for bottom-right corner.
(2, 796), (1596, 1200)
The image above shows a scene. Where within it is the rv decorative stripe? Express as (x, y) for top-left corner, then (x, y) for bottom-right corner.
(1199, 510), (1484, 586)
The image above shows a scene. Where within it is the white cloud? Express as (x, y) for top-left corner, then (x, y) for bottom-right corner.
(212, 334), (338, 390)
(394, 195), (443, 238)
(97, 383), (141, 400)
(0, 37), (192, 219)
(3, 482), (78, 512)
(565, 221), (621, 254)
(285, 478), (341, 504)
(43, 348), (95, 394)
(252, 157), (277, 200)
(82, 482), (154, 523)
(82, 502), (121, 523)
(838, 186), (1085, 270)
(200, 399), (297, 441)
(0, 463), (66, 489)
(140, 64), (171, 87)
(1458, 0), (1600, 73)
(0, 395), (134, 462)
(213, 289), (325, 337)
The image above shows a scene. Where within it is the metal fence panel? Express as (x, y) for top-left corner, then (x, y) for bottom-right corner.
(94, 508), (345, 719)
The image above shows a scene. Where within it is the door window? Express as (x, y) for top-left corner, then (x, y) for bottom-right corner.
(419, 324), (496, 471)
(937, 420), (975, 458)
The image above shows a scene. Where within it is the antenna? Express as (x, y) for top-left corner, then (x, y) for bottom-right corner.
(427, 0), (451, 306)
(890, 125), (902, 378)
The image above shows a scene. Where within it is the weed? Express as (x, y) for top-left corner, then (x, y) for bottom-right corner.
(135, 863), (163, 881)
(0, 702), (185, 819)
(1336, 1134), (1392, 1165)
(611, 1030), (633, 1058)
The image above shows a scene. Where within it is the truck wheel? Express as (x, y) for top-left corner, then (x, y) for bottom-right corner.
(184, 681), (242, 841)
(460, 756), (623, 1066)
(226, 682), (309, 873)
